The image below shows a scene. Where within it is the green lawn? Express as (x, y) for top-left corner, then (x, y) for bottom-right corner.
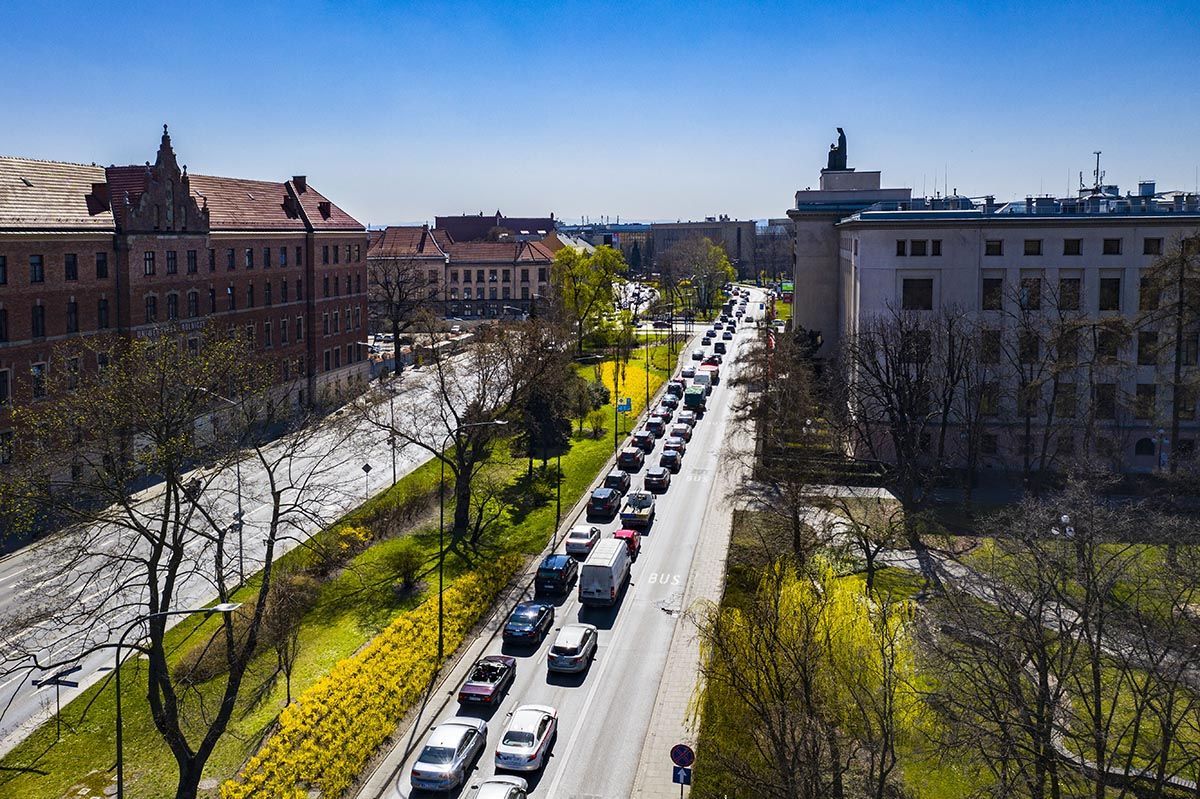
(0, 350), (666, 799)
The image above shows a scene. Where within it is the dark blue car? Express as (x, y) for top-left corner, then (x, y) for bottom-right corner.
(502, 602), (555, 644)
(535, 554), (578, 595)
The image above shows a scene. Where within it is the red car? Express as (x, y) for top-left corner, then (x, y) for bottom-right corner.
(457, 655), (517, 705)
(613, 528), (642, 560)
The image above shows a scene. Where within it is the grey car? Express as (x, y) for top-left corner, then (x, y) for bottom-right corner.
(409, 716), (488, 792)
(547, 623), (599, 673)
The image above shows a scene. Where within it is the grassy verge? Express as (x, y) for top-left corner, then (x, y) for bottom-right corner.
(0, 349), (666, 799)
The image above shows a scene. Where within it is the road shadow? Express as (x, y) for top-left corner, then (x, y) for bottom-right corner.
(545, 667), (589, 688)
(575, 590), (628, 630)
(500, 639), (545, 657)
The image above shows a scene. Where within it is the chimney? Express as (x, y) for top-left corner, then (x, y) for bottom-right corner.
(984, 195), (995, 214)
(293, 175), (307, 193)
(1025, 196), (1034, 214)
(318, 200), (331, 219)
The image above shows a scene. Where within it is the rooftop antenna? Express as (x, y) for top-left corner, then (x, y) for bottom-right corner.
(1092, 151), (1104, 191)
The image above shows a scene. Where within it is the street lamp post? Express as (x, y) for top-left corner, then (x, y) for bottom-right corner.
(437, 419), (508, 664)
(113, 603), (240, 799)
(555, 449), (563, 533)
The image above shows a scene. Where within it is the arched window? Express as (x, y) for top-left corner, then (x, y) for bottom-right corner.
(1134, 437), (1156, 456)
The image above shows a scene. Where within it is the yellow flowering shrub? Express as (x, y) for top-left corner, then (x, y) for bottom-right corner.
(220, 555), (521, 799)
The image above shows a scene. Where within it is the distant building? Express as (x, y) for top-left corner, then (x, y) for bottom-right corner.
(556, 222), (652, 272)
(0, 127), (369, 454)
(434, 211), (556, 243)
(651, 216), (756, 279)
(756, 218), (795, 281)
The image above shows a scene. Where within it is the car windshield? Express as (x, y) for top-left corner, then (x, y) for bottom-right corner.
(514, 607), (540, 620)
(568, 531), (591, 541)
(502, 730), (536, 746)
(551, 644), (580, 656)
(418, 745), (456, 765)
(537, 567), (561, 578)
(628, 493), (652, 509)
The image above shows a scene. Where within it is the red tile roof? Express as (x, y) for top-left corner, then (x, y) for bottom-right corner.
(187, 174), (306, 231)
(368, 225), (447, 259)
(287, 178), (362, 231)
(0, 157), (114, 231)
(443, 239), (554, 264)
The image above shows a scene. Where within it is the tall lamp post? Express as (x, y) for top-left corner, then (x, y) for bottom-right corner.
(194, 387), (246, 585)
(437, 419), (508, 663)
(113, 603), (241, 799)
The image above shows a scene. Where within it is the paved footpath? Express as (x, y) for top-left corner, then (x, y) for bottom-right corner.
(630, 375), (753, 796)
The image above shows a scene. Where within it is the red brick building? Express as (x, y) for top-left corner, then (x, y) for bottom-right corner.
(0, 127), (369, 457)
(368, 225), (554, 321)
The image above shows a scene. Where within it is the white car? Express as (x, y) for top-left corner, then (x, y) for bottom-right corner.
(565, 524), (601, 557)
(470, 775), (528, 799)
(409, 717), (488, 792)
(495, 704), (558, 772)
(547, 623), (599, 673)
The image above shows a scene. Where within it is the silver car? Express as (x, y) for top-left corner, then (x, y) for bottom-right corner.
(469, 776), (528, 799)
(547, 623), (599, 673)
(495, 704), (558, 772)
(409, 717), (488, 792)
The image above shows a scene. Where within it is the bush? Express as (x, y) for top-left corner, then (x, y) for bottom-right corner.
(384, 538), (425, 595)
(220, 555), (521, 799)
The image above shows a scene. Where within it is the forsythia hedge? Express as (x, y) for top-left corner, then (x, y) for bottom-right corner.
(220, 554), (522, 799)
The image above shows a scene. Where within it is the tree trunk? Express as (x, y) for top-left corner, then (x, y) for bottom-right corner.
(392, 314), (402, 375)
(452, 472), (472, 538)
(173, 758), (203, 799)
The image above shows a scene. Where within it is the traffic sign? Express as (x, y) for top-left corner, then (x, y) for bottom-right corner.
(617, 397), (632, 413)
(672, 766), (692, 785)
(670, 743), (695, 767)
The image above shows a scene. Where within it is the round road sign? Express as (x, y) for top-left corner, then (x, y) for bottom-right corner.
(670, 743), (695, 768)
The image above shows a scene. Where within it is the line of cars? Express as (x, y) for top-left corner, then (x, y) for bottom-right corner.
(406, 317), (738, 797)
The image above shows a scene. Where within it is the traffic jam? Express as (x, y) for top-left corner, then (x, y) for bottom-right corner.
(402, 288), (759, 798)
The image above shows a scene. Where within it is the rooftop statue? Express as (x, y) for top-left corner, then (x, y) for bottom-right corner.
(826, 127), (847, 171)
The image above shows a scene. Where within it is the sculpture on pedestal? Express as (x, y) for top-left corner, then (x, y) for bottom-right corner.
(825, 127), (847, 171)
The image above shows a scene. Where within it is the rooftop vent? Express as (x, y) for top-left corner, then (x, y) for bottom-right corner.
(318, 200), (331, 219)
(20, 177), (33, 187)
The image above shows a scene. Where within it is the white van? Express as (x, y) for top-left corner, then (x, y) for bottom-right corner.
(579, 539), (631, 606)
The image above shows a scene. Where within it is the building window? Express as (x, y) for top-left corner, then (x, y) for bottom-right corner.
(30, 363), (47, 399)
(0, 308), (7, 342)
(187, 337), (199, 357)
(1056, 327), (1078, 363)
(538, 267), (547, 282)
(1064, 238), (1082, 256)
(1135, 384), (1157, 420)
(296, 246), (303, 266)
(978, 330), (999, 364)
(1018, 331), (1040, 364)
(280, 247), (287, 267)
(246, 323), (255, 343)
(1097, 329), (1122, 361)
(1058, 277), (1081, 311)
(30, 254), (44, 283)
(166, 250), (178, 274)
(519, 268), (528, 283)
(187, 250), (197, 274)
(489, 269), (498, 282)
(980, 382), (1000, 417)
(65, 253), (78, 281)
(333, 310), (340, 333)
(227, 285), (236, 311)
(97, 298), (109, 329)
(280, 316), (289, 344)
(931, 239), (942, 256)
(145, 295), (158, 323)
(0, 369), (9, 406)
(31, 304), (45, 338)
(477, 269), (485, 283)
(245, 248), (254, 269)
(227, 249), (235, 270)
(985, 240), (1003, 256)
(895, 240), (906, 256)
(344, 245), (351, 264)
(1099, 277), (1121, 311)
(1178, 386), (1197, 420)
(263, 247), (271, 269)
(333, 245), (339, 264)
(167, 293), (178, 320)
(323, 312), (329, 335)
(281, 279), (289, 303)
(209, 289), (217, 314)
(1184, 332), (1199, 366)
(982, 277), (1003, 310)
(1094, 383), (1117, 420)
(355, 244), (361, 262)
(296, 278), (303, 300)
(322, 245), (329, 265)
(247, 285), (255, 308)
(1019, 277), (1041, 310)
(296, 316), (304, 342)
(264, 320), (273, 348)
(1139, 276), (1159, 311)
(324, 350), (331, 371)
(1134, 437), (1156, 457)
(334, 347), (341, 368)
(208, 248), (216, 272)
(323, 275), (330, 297)
(901, 278), (933, 310)
(1144, 238), (1163, 256)
(1103, 238), (1122, 255)
(521, 286), (529, 299)
(187, 291), (199, 318)
(66, 301), (78, 333)
(1055, 384), (1077, 418)
(1023, 239), (1042, 256)
(0, 255), (7, 285)
(265, 282), (273, 306)
(1137, 331), (1158, 365)
(144, 251), (155, 275)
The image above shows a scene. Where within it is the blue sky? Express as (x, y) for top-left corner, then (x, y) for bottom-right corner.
(1, 1), (1197, 225)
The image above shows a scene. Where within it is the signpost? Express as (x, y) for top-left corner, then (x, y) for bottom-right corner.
(670, 743), (695, 795)
(361, 462), (372, 500)
(617, 397), (632, 413)
(32, 664), (81, 741)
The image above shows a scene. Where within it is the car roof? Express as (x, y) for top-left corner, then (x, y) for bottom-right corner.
(621, 446), (640, 455)
(509, 705), (555, 733)
(554, 623), (595, 648)
(591, 487), (616, 498)
(541, 553), (570, 568)
(513, 602), (545, 614)
(647, 466), (669, 475)
(428, 718), (485, 747)
(607, 469), (628, 478)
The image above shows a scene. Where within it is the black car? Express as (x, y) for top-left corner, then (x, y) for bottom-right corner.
(714, 341), (727, 354)
(603, 469), (631, 495)
(701, 336), (712, 346)
(659, 449), (682, 473)
(617, 446), (645, 472)
(633, 430), (656, 452)
(645, 466), (672, 492)
(588, 487), (621, 519)
(503, 602), (555, 644)
(660, 394), (680, 410)
(535, 554), (578, 595)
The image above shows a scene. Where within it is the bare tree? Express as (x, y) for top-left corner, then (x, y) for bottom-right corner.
(368, 249), (439, 372)
(0, 325), (355, 799)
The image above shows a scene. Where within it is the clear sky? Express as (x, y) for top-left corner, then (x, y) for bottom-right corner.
(2, 1), (1197, 226)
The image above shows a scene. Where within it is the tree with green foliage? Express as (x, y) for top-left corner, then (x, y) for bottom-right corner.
(659, 236), (736, 317)
(550, 245), (627, 355)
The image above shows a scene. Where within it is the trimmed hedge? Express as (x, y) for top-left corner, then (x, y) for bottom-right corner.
(220, 554), (522, 799)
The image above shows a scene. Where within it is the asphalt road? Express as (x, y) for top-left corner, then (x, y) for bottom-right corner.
(0, 361), (464, 757)
(385, 289), (764, 799)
